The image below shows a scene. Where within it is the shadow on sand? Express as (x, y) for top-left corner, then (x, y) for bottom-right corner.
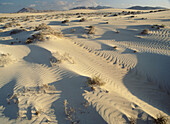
(50, 75), (107, 124)
(123, 52), (170, 115)
(0, 79), (19, 120)
(23, 45), (56, 67)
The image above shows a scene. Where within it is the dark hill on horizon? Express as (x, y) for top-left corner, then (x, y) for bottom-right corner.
(70, 5), (112, 10)
(17, 8), (57, 13)
(128, 6), (167, 10)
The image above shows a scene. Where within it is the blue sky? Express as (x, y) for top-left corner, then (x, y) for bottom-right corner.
(0, 0), (169, 13)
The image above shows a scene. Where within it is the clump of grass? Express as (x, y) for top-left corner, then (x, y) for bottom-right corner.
(88, 26), (95, 28)
(157, 27), (160, 29)
(16, 23), (21, 26)
(4, 22), (15, 28)
(88, 26), (95, 34)
(70, 29), (76, 32)
(129, 117), (136, 124)
(86, 76), (105, 86)
(116, 30), (120, 33)
(26, 25), (63, 44)
(153, 114), (168, 124)
(113, 13), (118, 16)
(61, 20), (69, 23)
(80, 18), (86, 22)
(160, 24), (165, 28)
(141, 29), (149, 34)
(64, 99), (78, 123)
(25, 32), (45, 44)
(10, 29), (25, 35)
(32, 32), (45, 41)
(35, 110), (40, 116)
(113, 46), (117, 49)
(141, 18), (147, 20)
(34, 23), (50, 31)
(151, 24), (165, 29)
(133, 50), (137, 53)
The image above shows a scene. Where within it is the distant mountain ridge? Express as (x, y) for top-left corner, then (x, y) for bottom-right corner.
(70, 5), (112, 10)
(17, 8), (57, 13)
(128, 6), (167, 10)
(17, 8), (37, 13)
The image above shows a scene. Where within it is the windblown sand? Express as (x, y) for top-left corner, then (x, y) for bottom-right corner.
(0, 9), (170, 124)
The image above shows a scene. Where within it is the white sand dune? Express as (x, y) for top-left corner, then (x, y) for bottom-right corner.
(0, 9), (170, 124)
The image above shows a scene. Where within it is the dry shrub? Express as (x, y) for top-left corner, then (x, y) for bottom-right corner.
(133, 50), (137, 53)
(87, 76), (105, 86)
(16, 23), (21, 26)
(26, 32), (45, 44)
(10, 29), (25, 35)
(151, 24), (165, 29)
(160, 24), (165, 28)
(116, 30), (120, 33)
(34, 23), (50, 31)
(26, 24), (63, 44)
(129, 117), (136, 124)
(153, 114), (168, 124)
(88, 26), (95, 34)
(0, 19), (5, 23)
(61, 20), (69, 23)
(80, 18), (86, 22)
(35, 111), (40, 116)
(70, 29), (76, 32)
(88, 26), (95, 28)
(141, 29), (149, 34)
(4, 22), (15, 28)
(113, 46), (117, 49)
(64, 99), (78, 123)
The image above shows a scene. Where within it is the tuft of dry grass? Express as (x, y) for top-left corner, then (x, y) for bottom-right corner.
(64, 99), (78, 123)
(34, 23), (50, 31)
(80, 18), (86, 22)
(26, 24), (63, 44)
(113, 46), (117, 49)
(153, 114), (168, 124)
(61, 20), (69, 23)
(116, 30), (120, 33)
(141, 29), (149, 34)
(10, 29), (25, 35)
(88, 26), (95, 28)
(86, 76), (105, 86)
(129, 117), (136, 124)
(133, 50), (137, 53)
(35, 111), (40, 116)
(88, 27), (95, 34)
(4, 22), (15, 28)
(160, 24), (165, 28)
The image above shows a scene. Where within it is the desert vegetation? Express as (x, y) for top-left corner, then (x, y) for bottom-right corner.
(88, 26), (95, 34)
(151, 24), (166, 29)
(10, 29), (26, 35)
(26, 23), (63, 44)
(141, 29), (149, 34)
(129, 117), (136, 124)
(153, 114), (168, 124)
(86, 76), (105, 86)
(61, 20), (70, 23)
(80, 18), (86, 22)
